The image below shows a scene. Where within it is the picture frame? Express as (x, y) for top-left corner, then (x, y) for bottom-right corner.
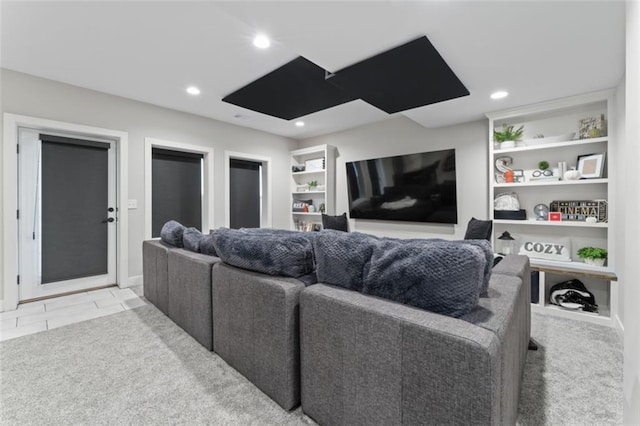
(513, 169), (525, 183)
(577, 152), (606, 179)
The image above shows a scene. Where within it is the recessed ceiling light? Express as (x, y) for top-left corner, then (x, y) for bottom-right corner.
(253, 34), (271, 49)
(295, 121), (305, 127)
(186, 86), (201, 96)
(490, 91), (508, 100)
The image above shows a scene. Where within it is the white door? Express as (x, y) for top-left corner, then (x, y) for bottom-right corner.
(18, 127), (117, 301)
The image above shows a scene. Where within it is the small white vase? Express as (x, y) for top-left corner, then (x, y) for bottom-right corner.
(584, 258), (605, 267)
(500, 141), (516, 149)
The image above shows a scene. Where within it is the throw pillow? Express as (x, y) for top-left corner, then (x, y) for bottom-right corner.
(464, 217), (493, 241)
(160, 220), (185, 247)
(363, 239), (485, 318)
(212, 227), (315, 277)
(182, 227), (204, 253)
(199, 233), (218, 256)
(321, 213), (349, 232)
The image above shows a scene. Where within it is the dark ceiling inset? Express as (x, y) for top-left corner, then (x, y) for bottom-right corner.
(222, 56), (357, 120)
(328, 36), (469, 114)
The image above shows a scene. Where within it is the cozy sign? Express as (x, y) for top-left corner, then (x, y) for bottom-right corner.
(518, 236), (572, 262)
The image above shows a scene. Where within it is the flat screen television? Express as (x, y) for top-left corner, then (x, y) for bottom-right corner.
(345, 149), (457, 224)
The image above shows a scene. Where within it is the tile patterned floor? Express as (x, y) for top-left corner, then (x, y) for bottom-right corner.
(0, 287), (146, 342)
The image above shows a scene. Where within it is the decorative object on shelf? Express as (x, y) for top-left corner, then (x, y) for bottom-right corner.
(578, 114), (607, 139)
(493, 124), (524, 148)
(577, 152), (606, 179)
(304, 157), (325, 172)
(292, 164), (305, 173)
(558, 161), (567, 180)
(494, 192), (520, 211)
(512, 169), (525, 183)
(577, 246), (608, 267)
(316, 184), (326, 191)
(518, 235), (572, 262)
(537, 160), (550, 170)
(496, 231), (517, 255)
(495, 156), (513, 173)
(563, 168), (581, 180)
(549, 200), (608, 222)
(308, 180), (319, 189)
(549, 279), (598, 312)
(530, 168), (557, 181)
(533, 204), (549, 221)
(522, 132), (576, 147)
(292, 198), (313, 212)
(296, 184), (309, 192)
(308, 205), (316, 213)
(549, 212), (562, 221)
(504, 169), (514, 183)
(319, 202), (326, 214)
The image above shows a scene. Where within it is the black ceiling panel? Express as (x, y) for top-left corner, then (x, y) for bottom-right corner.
(222, 56), (357, 120)
(328, 36), (469, 114)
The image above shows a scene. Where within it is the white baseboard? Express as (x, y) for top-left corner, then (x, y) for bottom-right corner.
(121, 275), (143, 288)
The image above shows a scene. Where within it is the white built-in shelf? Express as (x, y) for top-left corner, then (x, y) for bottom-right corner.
(292, 191), (326, 195)
(292, 212), (322, 216)
(494, 136), (607, 154)
(530, 258), (616, 280)
(494, 219), (608, 228)
(494, 178), (608, 188)
(531, 304), (611, 327)
(292, 170), (326, 176)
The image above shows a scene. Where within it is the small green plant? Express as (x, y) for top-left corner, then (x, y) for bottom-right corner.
(493, 124), (524, 143)
(537, 160), (550, 170)
(577, 247), (608, 259)
(308, 180), (319, 188)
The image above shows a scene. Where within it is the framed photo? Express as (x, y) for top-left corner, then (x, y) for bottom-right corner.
(513, 169), (525, 183)
(577, 152), (606, 179)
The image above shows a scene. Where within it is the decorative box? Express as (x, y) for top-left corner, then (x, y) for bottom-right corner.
(494, 209), (527, 220)
(305, 158), (325, 172)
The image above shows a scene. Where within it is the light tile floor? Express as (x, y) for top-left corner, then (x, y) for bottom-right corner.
(0, 286), (146, 342)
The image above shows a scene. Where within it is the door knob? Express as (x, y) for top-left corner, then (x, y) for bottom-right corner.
(102, 217), (115, 223)
(108, 207), (115, 212)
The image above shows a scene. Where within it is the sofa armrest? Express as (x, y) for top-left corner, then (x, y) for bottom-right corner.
(300, 284), (502, 426)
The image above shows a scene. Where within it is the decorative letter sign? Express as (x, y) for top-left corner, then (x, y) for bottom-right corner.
(518, 236), (572, 262)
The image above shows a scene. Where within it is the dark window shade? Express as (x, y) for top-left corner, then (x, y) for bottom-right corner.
(41, 140), (109, 284)
(229, 159), (261, 229)
(152, 148), (203, 237)
(40, 133), (111, 150)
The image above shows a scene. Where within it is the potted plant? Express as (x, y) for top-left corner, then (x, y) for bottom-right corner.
(308, 180), (319, 190)
(577, 246), (608, 267)
(494, 124), (524, 149)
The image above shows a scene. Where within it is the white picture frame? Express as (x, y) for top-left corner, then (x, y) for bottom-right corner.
(577, 152), (606, 179)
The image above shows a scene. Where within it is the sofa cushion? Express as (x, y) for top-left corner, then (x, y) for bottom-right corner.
(363, 239), (486, 317)
(321, 213), (349, 232)
(199, 233), (218, 256)
(212, 227), (314, 278)
(464, 217), (493, 241)
(314, 231), (378, 291)
(160, 220), (185, 247)
(182, 227), (204, 252)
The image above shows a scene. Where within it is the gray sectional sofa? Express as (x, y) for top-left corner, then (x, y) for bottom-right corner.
(143, 229), (531, 424)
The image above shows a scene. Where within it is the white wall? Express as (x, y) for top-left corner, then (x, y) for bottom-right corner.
(623, 1), (640, 423)
(298, 116), (489, 239)
(613, 79), (625, 329)
(0, 69), (296, 303)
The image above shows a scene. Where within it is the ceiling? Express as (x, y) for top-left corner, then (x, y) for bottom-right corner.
(0, 1), (626, 140)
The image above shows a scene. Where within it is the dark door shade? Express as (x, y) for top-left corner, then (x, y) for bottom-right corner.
(229, 159), (261, 229)
(40, 134), (110, 284)
(151, 148), (203, 237)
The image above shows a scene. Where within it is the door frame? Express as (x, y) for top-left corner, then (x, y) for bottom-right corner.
(224, 151), (272, 228)
(144, 137), (214, 240)
(2, 113), (129, 312)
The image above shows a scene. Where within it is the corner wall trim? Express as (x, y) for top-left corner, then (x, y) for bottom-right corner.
(123, 275), (143, 288)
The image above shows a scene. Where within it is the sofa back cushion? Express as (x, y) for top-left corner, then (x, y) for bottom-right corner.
(182, 227), (204, 252)
(313, 231), (378, 291)
(363, 239), (485, 317)
(212, 228), (315, 278)
(160, 220), (185, 247)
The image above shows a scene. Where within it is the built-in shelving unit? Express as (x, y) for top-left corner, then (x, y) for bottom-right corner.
(290, 144), (335, 231)
(486, 90), (617, 327)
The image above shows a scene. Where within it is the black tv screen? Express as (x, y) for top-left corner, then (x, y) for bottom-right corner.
(345, 149), (457, 224)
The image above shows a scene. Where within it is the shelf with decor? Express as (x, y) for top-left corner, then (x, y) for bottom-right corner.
(290, 144), (335, 232)
(487, 90), (618, 328)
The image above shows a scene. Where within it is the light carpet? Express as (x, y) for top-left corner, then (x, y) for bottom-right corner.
(0, 304), (623, 425)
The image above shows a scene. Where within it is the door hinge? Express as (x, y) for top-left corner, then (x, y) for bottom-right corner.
(17, 275), (20, 285)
